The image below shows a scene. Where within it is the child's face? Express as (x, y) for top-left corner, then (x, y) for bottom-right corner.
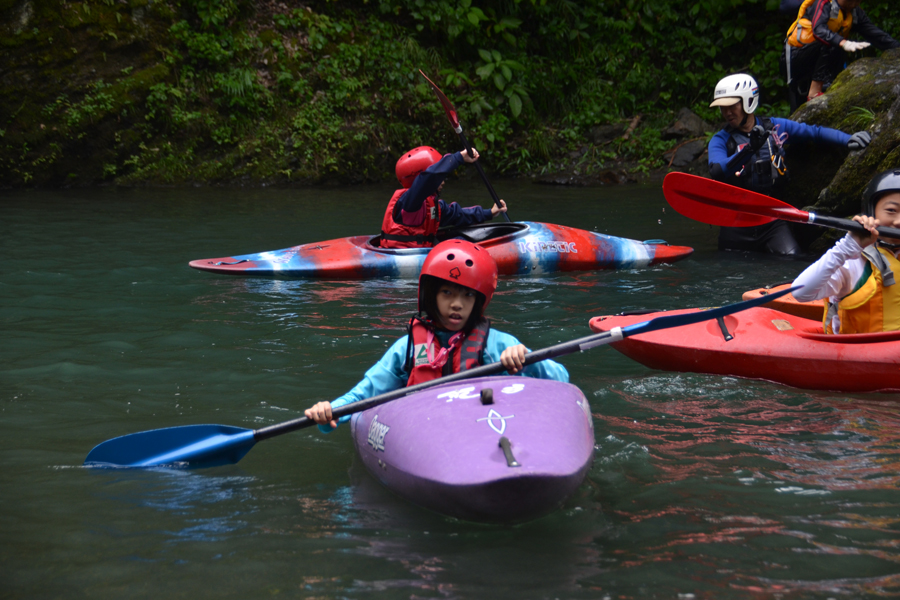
(875, 192), (900, 241)
(435, 283), (476, 332)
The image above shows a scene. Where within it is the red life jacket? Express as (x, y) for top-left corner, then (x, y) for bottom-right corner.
(404, 316), (490, 386)
(380, 189), (441, 249)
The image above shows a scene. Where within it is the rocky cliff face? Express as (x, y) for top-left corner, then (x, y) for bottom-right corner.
(789, 48), (900, 218)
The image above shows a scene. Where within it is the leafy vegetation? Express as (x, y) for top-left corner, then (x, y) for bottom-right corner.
(0, 0), (898, 186)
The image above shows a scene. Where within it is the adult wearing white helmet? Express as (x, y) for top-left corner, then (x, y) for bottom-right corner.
(707, 73), (871, 255)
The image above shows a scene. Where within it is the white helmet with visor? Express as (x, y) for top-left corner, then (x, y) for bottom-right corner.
(710, 73), (759, 115)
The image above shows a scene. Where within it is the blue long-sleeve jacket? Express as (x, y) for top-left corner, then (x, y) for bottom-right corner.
(317, 327), (569, 432)
(394, 152), (493, 228)
(708, 116), (850, 188)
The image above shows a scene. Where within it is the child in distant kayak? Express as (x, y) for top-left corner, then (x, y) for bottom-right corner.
(305, 239), (568, 430)
(792, 169), (900, 334)
(380, 147), (508, 249)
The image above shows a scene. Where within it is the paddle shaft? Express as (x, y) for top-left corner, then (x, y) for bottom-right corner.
(253, 327), (623, 441)
(664, 172), (900, 238)
(419, 70), (511, 223)
(256, 284), (798, 441)
(459, 130), (511, 223)
(806, 212), (900, 238)
(85, 286), (797, 468)
(720, 198), (900, 238)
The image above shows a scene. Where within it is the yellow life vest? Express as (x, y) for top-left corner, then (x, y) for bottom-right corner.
(824, 246), (900, 334)
(787, 0), (853, 48)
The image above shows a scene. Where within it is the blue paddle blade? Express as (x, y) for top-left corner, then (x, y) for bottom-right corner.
(84, 424), (257, 468)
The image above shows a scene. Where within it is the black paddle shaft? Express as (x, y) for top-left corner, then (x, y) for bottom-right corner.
(85, 285), (798, 468)
(457, 129), (511, 223)
(251, 328), (617, 441)
(810, 213), (900, 239)
(253, 284), (802, 443)
(419, 69), (511, 223)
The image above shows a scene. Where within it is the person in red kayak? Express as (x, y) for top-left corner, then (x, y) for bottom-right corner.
(793, 169), (900, 334)
(380, 147), (508, 249)
(304, 239), (567, 430)
(707, 72), (870, 255)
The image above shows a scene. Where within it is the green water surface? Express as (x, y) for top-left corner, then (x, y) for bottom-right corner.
(3, 181), (899, 599)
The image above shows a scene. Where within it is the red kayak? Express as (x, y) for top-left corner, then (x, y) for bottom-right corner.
(589, 306), (900, 393)
(742, 283), (824, 322)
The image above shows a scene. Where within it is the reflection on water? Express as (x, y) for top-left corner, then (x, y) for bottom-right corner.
(585, 374), (900, 597)
(91, 469), (256, 543)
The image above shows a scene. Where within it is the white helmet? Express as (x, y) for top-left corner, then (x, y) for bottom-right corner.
(709, 73), (759, 114)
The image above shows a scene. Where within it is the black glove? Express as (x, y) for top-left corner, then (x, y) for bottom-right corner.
(848, 131), (871, 150)
(748, 125), (769, 152)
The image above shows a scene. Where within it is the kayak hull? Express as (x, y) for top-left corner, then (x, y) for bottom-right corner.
(349, 375), (595, 523)
(189, 221), (692, 278)
(742, 283), (824, 321)
(589, 307), (900, 393)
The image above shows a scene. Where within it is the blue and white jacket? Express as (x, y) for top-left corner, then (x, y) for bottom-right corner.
(317, 327), (569, 432)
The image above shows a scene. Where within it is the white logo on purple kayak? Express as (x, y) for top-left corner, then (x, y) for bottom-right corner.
(367, 415), (390, 452)
(477, 409), (514, 435)
(501, 383), (525, 394)
(438, 386), (479, 402)
(517, 241), (578, 254)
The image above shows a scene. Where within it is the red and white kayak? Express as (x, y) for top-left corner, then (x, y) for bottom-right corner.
(742, 283), (824, 322)
(589, 306), (900, 393)
(189, 221), (692, 279)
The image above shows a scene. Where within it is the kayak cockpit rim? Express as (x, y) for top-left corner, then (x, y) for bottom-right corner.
(364, 221), (531, 253)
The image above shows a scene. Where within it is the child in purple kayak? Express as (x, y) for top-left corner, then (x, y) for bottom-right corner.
(380, 147), (508, 249)
(305, 239), (568, 430)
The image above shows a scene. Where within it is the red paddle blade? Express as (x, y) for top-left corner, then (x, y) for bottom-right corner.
(663, 172), (810, 228)
(419, 70), (461, 132)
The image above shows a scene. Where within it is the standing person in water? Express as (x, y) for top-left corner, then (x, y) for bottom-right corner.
(305, 239), (567, 431)
(380, 147), (508, 249)
(707, 72), (871, 255)
(793, 169), (900, 334)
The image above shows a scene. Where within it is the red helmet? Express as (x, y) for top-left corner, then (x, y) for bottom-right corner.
(418, 239), (498, 312)
(396, 146), (442, 188)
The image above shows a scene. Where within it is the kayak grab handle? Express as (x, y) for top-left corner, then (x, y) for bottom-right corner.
(716, 316), (734, 342)
(481, 388), (494, 405)
(213, 259), (250, 266)
(499, 437), (521, 468)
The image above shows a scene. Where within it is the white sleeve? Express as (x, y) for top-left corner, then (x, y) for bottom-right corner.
(792, 234), (867, 302)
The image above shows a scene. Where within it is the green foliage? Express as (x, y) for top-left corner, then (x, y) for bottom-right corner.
(847, 106), (876, 130)
(4, 0), (900, 186)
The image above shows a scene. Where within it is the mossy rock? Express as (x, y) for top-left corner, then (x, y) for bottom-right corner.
(789, 48), (900, 218)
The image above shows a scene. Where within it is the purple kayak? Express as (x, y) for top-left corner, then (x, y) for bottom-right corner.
(350, 375), (594, 523)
